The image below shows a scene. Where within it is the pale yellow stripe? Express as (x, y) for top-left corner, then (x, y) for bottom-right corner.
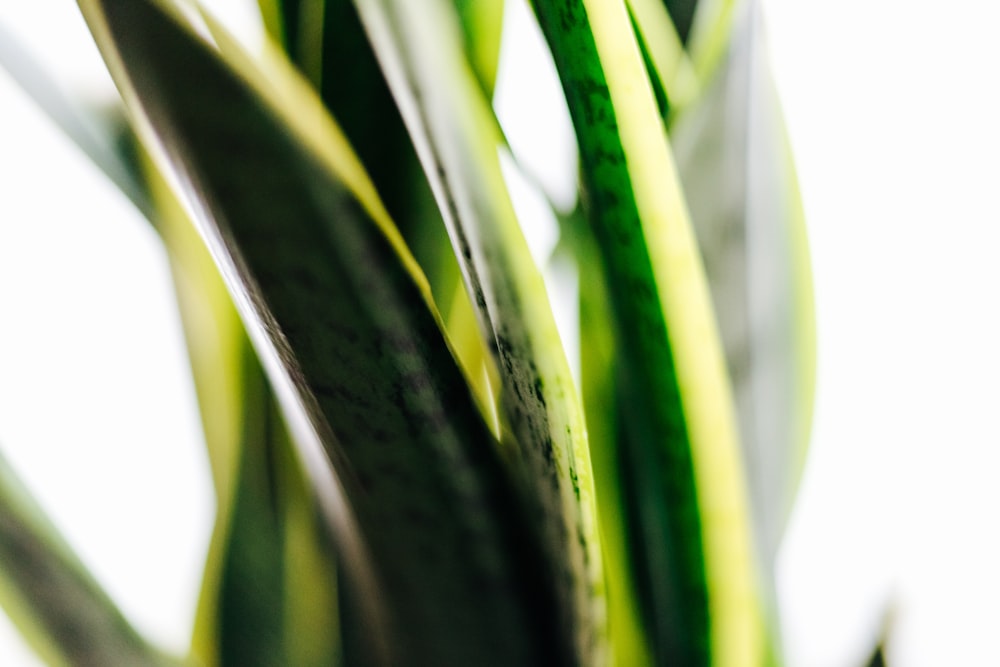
(626, 0), (700, 111)
(581, 0), (762, 664)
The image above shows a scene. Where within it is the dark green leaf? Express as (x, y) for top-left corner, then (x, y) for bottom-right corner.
(136, 132), (340, 667)
(531, 0), (762, 664)
(575, 221), (652, 667)
(77, 1), (561, 664)
(351, 0), (607, 661)
(663, 0), (698, 45)
(317, 0), (461, 312)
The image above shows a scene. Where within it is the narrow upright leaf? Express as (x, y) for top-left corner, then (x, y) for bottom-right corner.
(669, 0), (816, 579)
(352, 0), (607, 660)
(532, 0), (762, 664)
(663, 0), (699, 45)
(452, 0), (506, 97)
(575, 222), (652, 667)
(0, 23), (151, 219)
(77, 1), (562, 664)
(258, 0), (494, 419)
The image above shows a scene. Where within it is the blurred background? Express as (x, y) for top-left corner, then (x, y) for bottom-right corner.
(1, 1), (998, 665)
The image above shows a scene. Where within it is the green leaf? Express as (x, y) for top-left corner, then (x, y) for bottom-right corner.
(0, 450), (178, 667)
(663, 0), (699, 45)
(137, 122), (340, 667)
(531, 0), (762, 665)
(76, 1), (563, 664)
(4, 10), (342, 665)
(669, 0), (816, 579)
(685, 0), (739, 82)
(315, 0), (462, 311)
(626, 0), (700, 115)
(575, 221), (652, 667)
(0, 22), (152, 220)
(452, 0), (506, 97)
(351, 0), (607, 661)
(259, 0), (494, 422)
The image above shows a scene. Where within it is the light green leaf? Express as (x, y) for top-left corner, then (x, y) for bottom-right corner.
(452, 0), (506, 97)
(670, 0), (816, 586)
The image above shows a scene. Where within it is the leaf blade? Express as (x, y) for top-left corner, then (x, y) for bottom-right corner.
(0, 450), (177, 667)
(76, 1), (562, 663)
(531, 0), (763, 664)
(351, 0), (608, 660)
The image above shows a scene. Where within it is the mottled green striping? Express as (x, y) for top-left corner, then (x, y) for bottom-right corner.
(532, 0), (710, 663)
(353, 0), (605, 661)
(0, 454), (172, 667)
(83, 0), (563, 664)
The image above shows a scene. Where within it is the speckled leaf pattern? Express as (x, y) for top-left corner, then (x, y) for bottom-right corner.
(531, 0), (763, 665)
(351, 0), (606, 662)
(76, 0), (564, 664)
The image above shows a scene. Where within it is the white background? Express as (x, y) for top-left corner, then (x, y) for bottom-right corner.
(1, 1), (998, 665)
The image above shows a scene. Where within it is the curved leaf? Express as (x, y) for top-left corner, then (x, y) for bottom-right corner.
(531, 0), (762, 664)
(3, 13), (342, 665)
(258, 0), (494, 421)
(141, 129), (340, 667)
(0, 22), (151, 219)
(0, 450), (177, 667)
(351, 0), (607, 661)
(669, 0), (816, 579)
(76, 1), (562, 664)
(452, 0), (506, 97)
(575, 221), (652, 667)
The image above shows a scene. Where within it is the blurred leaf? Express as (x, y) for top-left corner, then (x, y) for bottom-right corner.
(627, 0), (699, 115)
(531, 0), (762, 664)
(669, 0), (816, 579)
(0, 450), (178, 667)
(0, 22), (151, 219)
(452, 0), (505, 97)
(866, 645), (887, 667)
(685, 0), (738, 82)
(575, 221), (651, 667)
(0, 26), (331, 663)
(315, 0), (462, 312)
(663, 0), (698, 45)
(259, 0), (493, 419)
(76, 1), (563, 664)
(351, 0), (607, 661)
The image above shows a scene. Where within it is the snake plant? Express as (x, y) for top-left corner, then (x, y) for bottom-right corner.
(0, 0), (813, 664)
